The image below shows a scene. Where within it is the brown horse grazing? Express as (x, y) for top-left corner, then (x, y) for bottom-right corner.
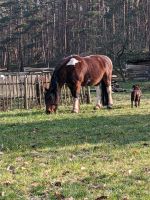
(45, 55), (113, 114)
(131, 85), (142, 108)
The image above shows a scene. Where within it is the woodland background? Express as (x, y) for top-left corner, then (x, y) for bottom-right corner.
(0, 0), (150, 76)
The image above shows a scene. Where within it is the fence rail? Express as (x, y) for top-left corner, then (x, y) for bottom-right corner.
(126, 64), (150, 80)
(0, 72), (91, 111)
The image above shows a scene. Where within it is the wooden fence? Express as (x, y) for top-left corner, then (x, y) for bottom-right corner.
(0, 72), (91, 111)
(126, 64), (150, 80)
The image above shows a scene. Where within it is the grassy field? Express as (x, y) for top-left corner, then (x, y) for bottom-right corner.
(0, 81), (150, 200)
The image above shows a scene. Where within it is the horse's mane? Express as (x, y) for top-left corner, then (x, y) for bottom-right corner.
(55, 55), (77, 70)
(49, 55), (83, 92)
(48, 71), (57, 93)
(48, 56), (72, 92)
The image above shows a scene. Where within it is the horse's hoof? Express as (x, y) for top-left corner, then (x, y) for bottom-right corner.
(94, 104), (102, 110)
(71, 110), (79, 113)
(107, 105), (113, 109)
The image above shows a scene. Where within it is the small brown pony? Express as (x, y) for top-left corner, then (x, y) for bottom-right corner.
(131, 85), (142, 108)
(45, 55), (113, 114)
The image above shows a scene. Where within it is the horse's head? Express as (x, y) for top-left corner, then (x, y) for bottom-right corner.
(45, 89), (58, 114)
(132, 84), (140, 90)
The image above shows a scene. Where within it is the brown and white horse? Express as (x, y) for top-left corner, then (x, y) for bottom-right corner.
(45, 55), (113, 114)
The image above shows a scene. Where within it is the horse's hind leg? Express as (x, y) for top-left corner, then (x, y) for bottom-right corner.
(138, 98), (140, 107)
(102, 73), (113, 108)
(131, 101), (133, 108)
(94, 85), (102, 109)
(107, 85), (113, 108)
(70, 81), (81, 113)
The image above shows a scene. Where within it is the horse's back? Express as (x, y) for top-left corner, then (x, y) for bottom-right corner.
(84, 55), (113, 77)
(58, 54), (112, 71)
(84, 55), (113, 70)
(57, 54), (113, 86)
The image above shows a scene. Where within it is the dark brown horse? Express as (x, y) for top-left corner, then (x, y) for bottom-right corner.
(45, 55), (113, 114)
(131, 85), (142, 108)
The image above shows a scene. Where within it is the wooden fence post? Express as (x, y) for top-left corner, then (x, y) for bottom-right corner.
(35, 74), (42, 107)
(38, 75), (42, 108)
(8, 75), (12, 109)
(24, 76), (28, 109)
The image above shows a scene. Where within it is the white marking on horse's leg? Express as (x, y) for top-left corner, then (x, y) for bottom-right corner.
(107, 85), (113, 106)
(72, 98), (79, 113)
(95, 86), (102, 109)
(66, 58), (79, 66)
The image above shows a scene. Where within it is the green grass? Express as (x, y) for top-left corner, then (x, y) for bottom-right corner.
(0, 81), (150, 200)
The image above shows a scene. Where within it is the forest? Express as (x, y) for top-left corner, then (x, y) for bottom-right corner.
(0, 0), (150, 75)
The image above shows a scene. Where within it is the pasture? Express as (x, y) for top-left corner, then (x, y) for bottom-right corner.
(0, 81), (150, 200)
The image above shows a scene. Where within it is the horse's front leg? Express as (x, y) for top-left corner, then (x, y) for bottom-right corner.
(71, 81), (81, 113)
(94, 85), (102, 109)
(107, 85), (113, 108)
(72, 97), (80, 113)
(131, 100), (134, 108)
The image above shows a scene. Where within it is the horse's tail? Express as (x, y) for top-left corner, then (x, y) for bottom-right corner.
(101, 80), (108, 106)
